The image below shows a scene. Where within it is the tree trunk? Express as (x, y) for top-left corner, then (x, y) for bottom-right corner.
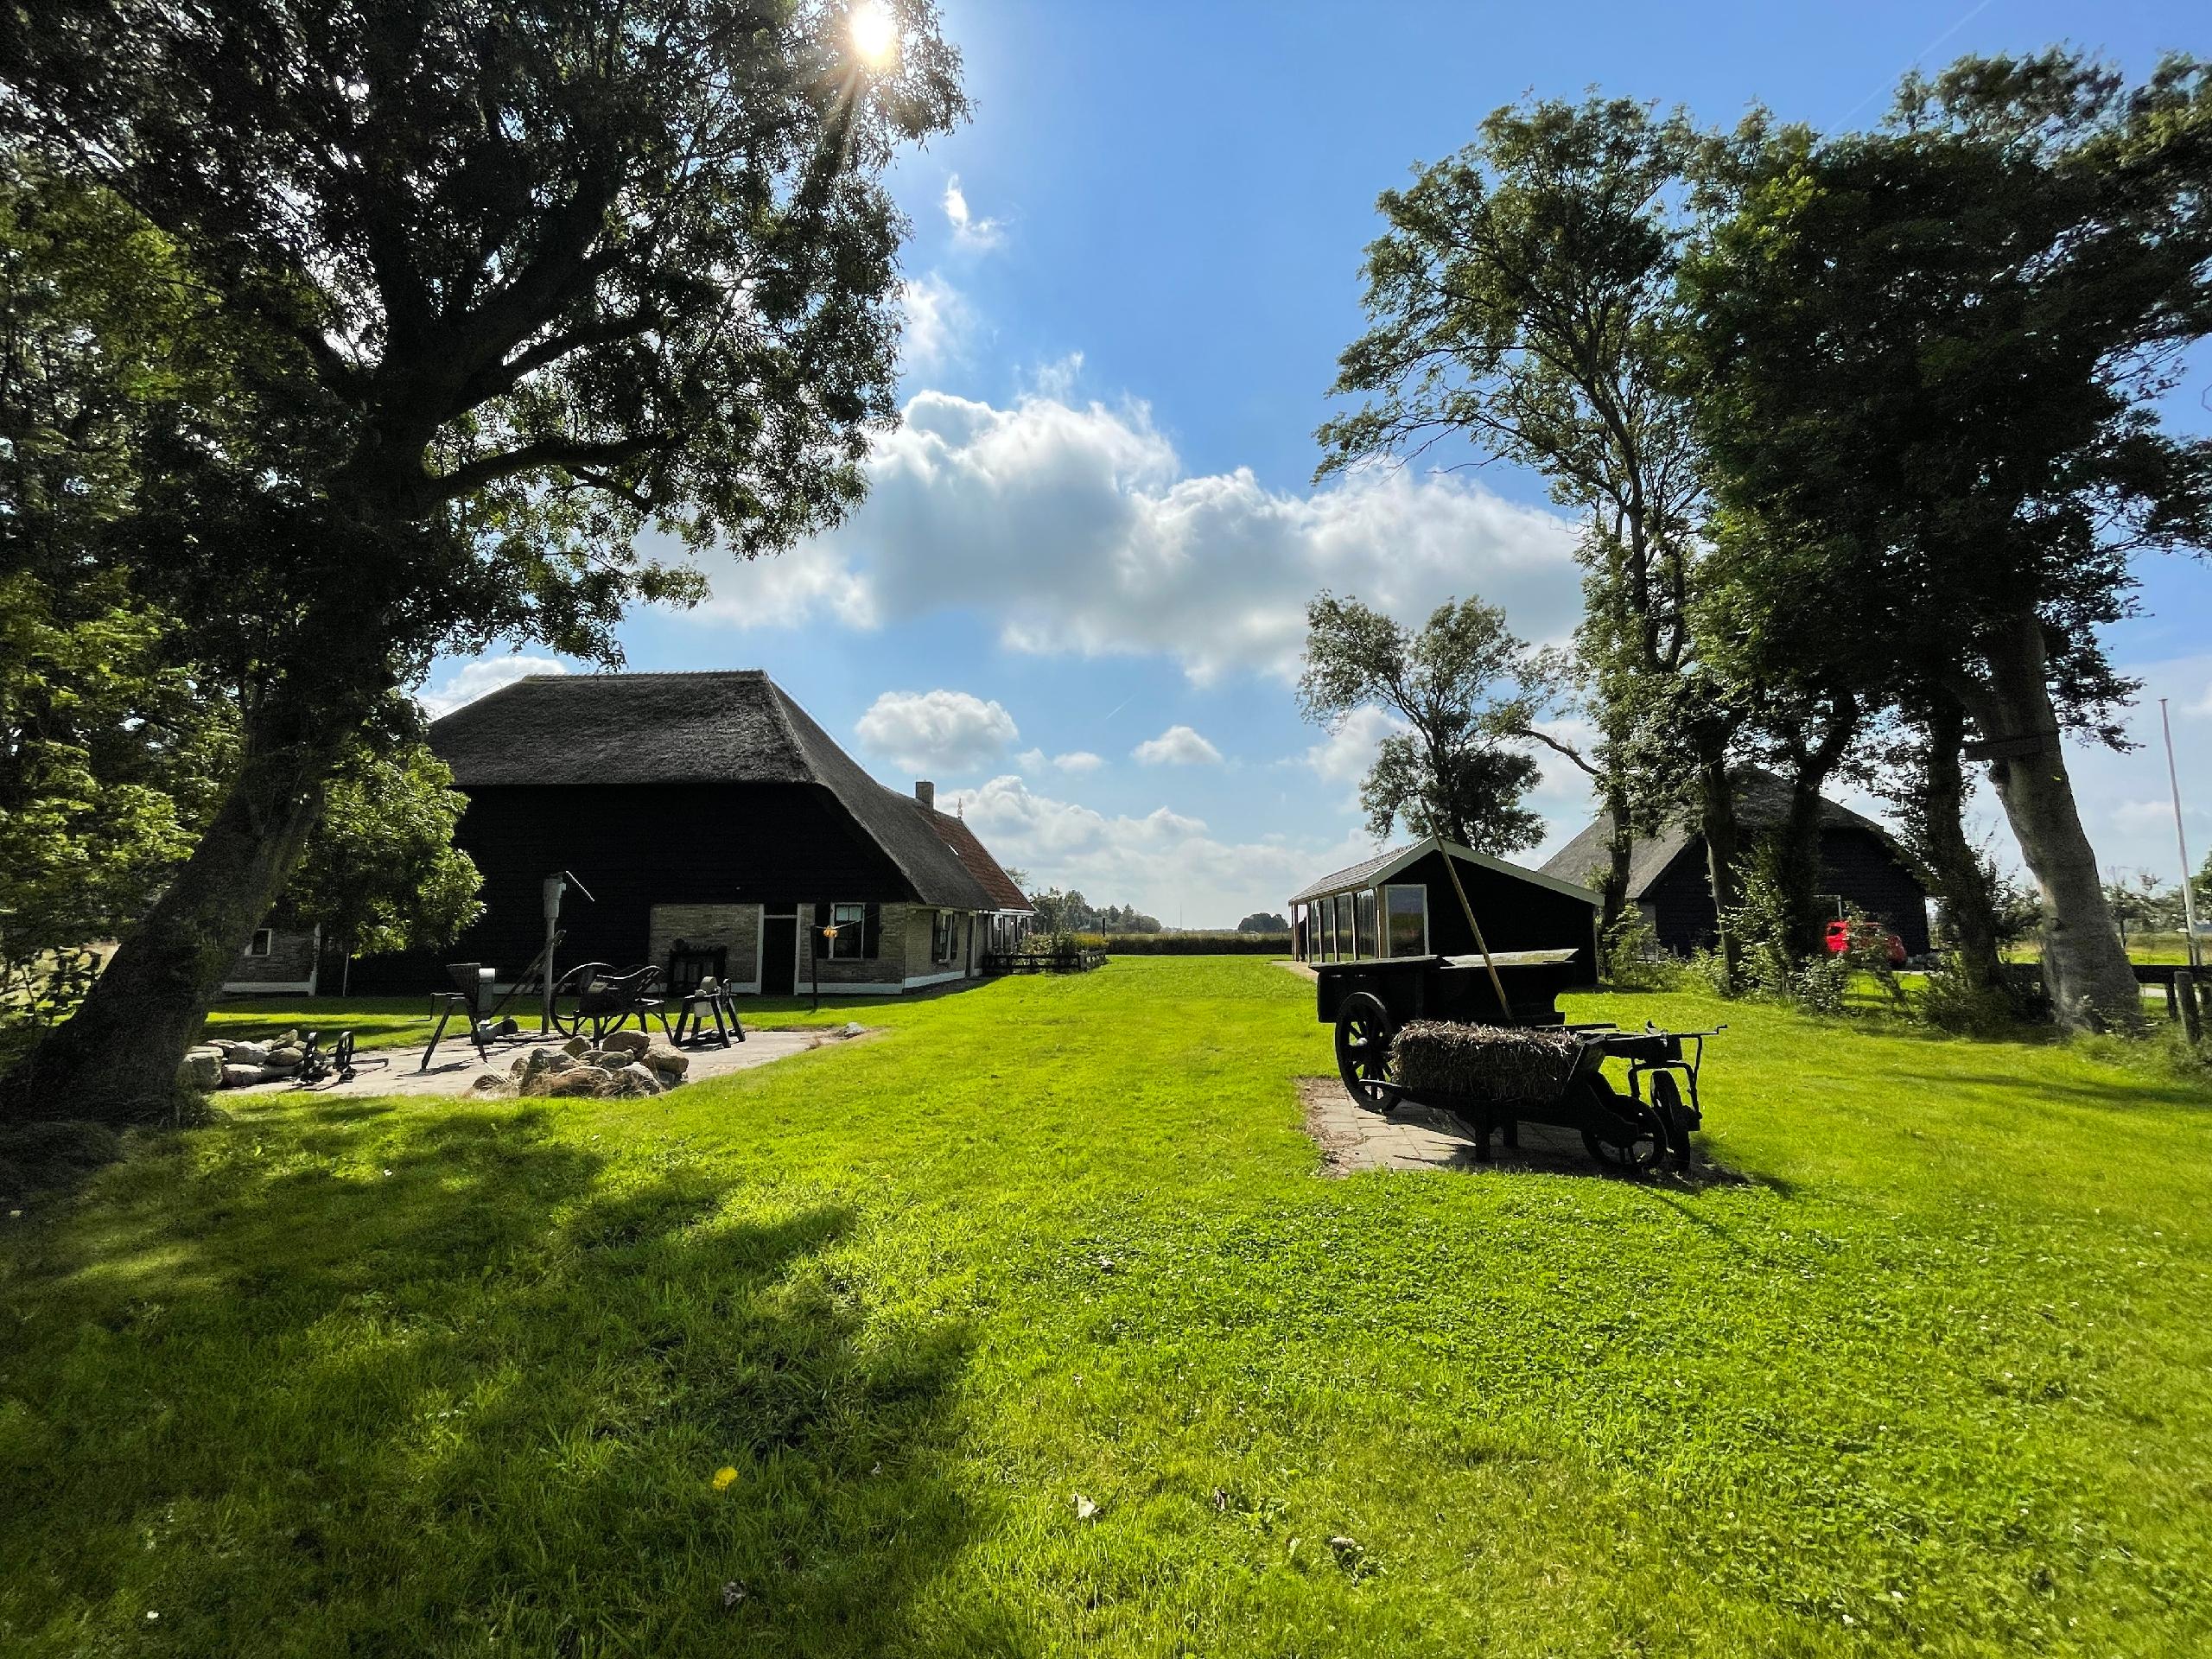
(1913, 700), (2006, 998)
(1698, 750), (1743, 983)
(1601, 773), (1634, 931)
(1950, 612), (2141, 1033)
(1772, 699), (1859, 960)
(0, 693), (352, 1125)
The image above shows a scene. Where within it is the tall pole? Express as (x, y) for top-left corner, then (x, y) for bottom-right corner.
(2162, 699), (2202, 971)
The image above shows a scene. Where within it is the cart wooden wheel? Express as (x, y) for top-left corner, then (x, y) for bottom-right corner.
(1333, 991), (1395, 1112)
(1580, 1074), (1667, 1173)
(1648, 1070), (1694, 1168)
(546, 963), (605, 1040)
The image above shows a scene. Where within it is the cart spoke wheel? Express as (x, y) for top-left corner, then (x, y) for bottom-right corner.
(1333, 991), (1395, 1113)
(547, 964), (601, 1040)
(1648, 1071), (1693, 1169)
(1580, 1075), (1667, 1173)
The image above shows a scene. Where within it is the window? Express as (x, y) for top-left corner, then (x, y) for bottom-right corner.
(1384, 885), (1428, 957)
(1356, 888), (1379, 960)
(932, 910), (960, 963)
(1291, 902), (1307, 961)
(248, 929), (273, 957)
(828, 902), (865, 960)
(1321, 898), (1337, 961)
(1335, 893), (1356, 960)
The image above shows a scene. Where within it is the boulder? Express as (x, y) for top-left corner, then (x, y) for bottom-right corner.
(224, 1042), (271, 1069)
(602, 1029), (651, 1058)
(642, 1044), (689, 1078)
(613, 1063), (664, 1096)
(177, 1048), (225, 1091)
(467, 1073), (518, 1099)
(543, 1068), (605, 1098)
(512, 1047), (566, 1090)
(560, 1035), (589, 1058)
(220, 1064), (264, 1089)
(265, 1046), (305, 1072)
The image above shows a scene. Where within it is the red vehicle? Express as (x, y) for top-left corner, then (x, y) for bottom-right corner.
(1824, 918), (1906, 966)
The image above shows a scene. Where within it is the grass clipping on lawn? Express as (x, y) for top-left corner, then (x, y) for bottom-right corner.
(1389, 1020), (1586, 1103)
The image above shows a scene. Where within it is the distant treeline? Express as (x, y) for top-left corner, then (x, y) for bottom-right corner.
(1081, 932), (1293, 956)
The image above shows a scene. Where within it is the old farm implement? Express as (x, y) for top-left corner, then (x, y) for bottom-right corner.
(1312, 849), (1719, 1171)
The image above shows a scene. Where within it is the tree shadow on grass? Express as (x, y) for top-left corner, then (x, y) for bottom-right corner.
(1, 1101), (978, 1657)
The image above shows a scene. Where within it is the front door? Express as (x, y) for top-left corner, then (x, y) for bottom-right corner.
(761, 913), (797, 996)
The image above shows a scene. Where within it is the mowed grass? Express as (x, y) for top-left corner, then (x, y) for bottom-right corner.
(4, 958), (2210, 1657)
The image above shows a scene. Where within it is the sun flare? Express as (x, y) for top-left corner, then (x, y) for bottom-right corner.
(849, 2), (899, 68)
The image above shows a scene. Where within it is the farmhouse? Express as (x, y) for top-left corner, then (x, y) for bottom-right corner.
(351, 671), (1032, 996)
(1287, 837), (1602, 979)
(1540, 768), (1933, 956)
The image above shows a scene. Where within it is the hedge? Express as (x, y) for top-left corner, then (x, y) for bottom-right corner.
(1084, 932), (1292, 956)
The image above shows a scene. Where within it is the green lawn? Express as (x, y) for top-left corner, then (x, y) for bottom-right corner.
(5, 958), (2210, 1656)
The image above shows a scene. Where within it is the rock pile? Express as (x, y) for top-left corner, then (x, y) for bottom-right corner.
(467, 1029), (691, 1101)
(180, 1033), (310, 1091)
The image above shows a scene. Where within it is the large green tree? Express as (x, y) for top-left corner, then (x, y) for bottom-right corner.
(1298, 592), (1546, 855)
(0, 0), (964, 1120)
(1318, 99), (1746, 953)
(1682, 52), (2212, 1031)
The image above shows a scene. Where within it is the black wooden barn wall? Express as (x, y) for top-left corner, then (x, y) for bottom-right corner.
(1396, 850), (1602, 982)
(1643, 828), (1929, 956)
(349, 781), (916, 992)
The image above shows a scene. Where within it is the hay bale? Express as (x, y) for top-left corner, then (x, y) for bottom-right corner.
(1389, 1021), (1584, 1104)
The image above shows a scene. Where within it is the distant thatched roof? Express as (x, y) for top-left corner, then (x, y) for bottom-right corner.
(429, 671), (1024, 912)
(1538, 767), (1906, 899)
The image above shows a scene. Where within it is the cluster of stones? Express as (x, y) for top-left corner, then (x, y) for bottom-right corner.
(177, 1034), (308, 1091)
(467, 1029), (690, 1100)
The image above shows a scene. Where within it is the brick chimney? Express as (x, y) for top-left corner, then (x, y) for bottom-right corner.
(914, 779), (936, 810)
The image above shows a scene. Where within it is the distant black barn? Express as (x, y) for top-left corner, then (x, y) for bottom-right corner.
(353, 671), (1032, 996)
(1287, 838), (1603, 979)
(1540, 769), (1932, 957)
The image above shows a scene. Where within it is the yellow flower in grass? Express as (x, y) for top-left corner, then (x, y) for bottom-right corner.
(712, 1466), (738, 1491)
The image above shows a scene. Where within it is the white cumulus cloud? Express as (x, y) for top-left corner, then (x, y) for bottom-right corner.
(418, 654), (568, 716)
(1052, 750), (1104, 774)
(855, 689), (1019, 775)
(1303, 706), (1408, 784)
(1133, 724), (1223, 766)
(898, 274), (971, 372)
(943, 174), (1004, 251)
(961, 773), (1376, 927)
(687, 387), (1582, 683)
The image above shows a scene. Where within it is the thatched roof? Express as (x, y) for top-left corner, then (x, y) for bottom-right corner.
(429, 671), (1020, 911)
(1538, 766), (1907, 899)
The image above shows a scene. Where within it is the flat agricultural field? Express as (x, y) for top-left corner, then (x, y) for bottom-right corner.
(4, 958), (2209, 1656)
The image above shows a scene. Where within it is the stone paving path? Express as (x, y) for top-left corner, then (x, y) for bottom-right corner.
(1299, 1074), (1628, 1177)
(228, 1027), (861, 1102)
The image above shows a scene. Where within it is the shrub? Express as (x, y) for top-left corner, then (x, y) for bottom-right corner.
(1599, 909), (1679, 990)
(1918, 957), (2022, 1036)
(1097, 933), (1290, 956)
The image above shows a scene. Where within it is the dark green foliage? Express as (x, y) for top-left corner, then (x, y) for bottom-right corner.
(1236, 912), (1290, 934)
(276, 737), (481, 958)
(1389, 1019), (1584, 1103)
(1299, 592), (1546, 852)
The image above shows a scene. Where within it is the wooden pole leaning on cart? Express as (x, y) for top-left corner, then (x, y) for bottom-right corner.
(1437, 839), (1511, 1017)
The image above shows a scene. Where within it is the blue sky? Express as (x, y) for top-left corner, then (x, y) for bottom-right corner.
(424, 0), (2212, 926)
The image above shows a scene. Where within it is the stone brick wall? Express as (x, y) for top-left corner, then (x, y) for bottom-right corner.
(224, 926), (318, 989)
(903, 906), (969, 982)
(646, 903), (761, 986)
(798, 904), (906, 987)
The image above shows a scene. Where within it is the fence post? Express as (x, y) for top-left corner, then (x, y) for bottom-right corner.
(2178, 969), (2203, 1047)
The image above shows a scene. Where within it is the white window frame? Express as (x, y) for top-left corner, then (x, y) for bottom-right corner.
(248, 928), (273, 957)
(1382, 883), (1430, 958)
(829, 902), (866, 960)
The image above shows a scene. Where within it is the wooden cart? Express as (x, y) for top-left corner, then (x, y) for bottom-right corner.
(1315, 952), (1717, 1172)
